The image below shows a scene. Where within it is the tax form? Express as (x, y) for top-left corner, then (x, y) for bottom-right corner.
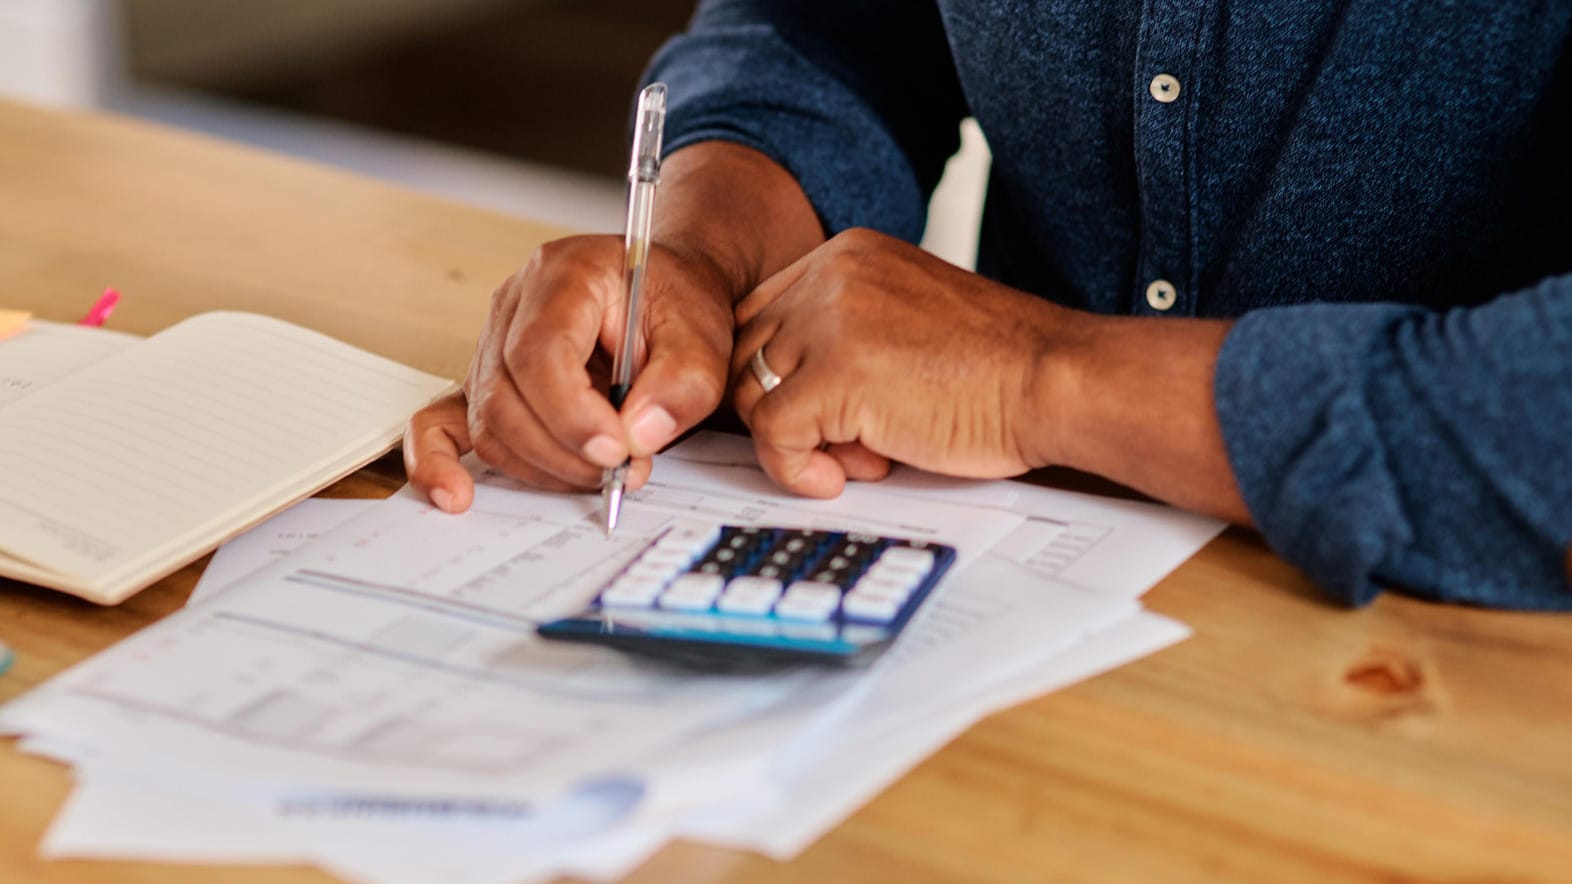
(0, 455), (1028, 805)
(8, 441), (1217, 882)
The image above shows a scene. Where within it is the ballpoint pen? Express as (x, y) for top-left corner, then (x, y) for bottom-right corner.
(603, 82), (667, 537)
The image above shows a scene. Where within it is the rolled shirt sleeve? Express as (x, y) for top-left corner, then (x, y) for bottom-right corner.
(1215, 274), (1572, 608)
(644, 0), (969, 242)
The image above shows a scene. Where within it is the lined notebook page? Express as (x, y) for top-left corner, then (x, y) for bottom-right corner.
(0, 312), (454, 602)
(0, 320), (140, 408)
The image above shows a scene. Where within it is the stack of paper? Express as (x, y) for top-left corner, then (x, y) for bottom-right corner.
(0, 432), (1222, 883)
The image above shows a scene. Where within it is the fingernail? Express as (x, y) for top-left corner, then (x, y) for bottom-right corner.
(582, 434), (624, 467)
(431, 488), (455, 512)
(630, 406), (677, 453)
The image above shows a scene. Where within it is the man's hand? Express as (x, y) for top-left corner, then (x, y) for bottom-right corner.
(404, 142), (826, 513)
(406, 235), (734, 511)
(729, 228), (1075, 497)
(732, 227), (1250, 524)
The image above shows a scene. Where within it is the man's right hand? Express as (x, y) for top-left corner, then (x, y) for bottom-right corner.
(405, 234), (735, 512)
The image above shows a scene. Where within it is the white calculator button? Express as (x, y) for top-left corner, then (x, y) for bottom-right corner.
(602, 577), (665, 607)
(659, 573), (725, 611)
(626, 560), (679, 581)
(854, 572), (918, 599)
(654, 522), (721, 555)
(843, 590), (902, 622)
(717, 576), (783, 615)
(639, 548), (696, 570)
(873, 546), (935, 574)
(775, 581), (842, 622)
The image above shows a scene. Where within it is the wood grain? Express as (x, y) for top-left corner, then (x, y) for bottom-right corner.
(2, 97), (1570, 884)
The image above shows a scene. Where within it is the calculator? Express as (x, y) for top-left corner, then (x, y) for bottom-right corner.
(537, 522), (957, 667)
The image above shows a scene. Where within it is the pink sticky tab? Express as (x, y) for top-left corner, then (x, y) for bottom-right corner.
(79, 288), (121, 327)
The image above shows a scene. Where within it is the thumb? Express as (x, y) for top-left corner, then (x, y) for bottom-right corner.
(620, 322), (730, 457)
(403, 392), (477, 513)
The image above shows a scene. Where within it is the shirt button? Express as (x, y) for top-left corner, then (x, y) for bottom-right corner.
(1145, 279), (1177, 311)
(1149, 73), (1181, 103)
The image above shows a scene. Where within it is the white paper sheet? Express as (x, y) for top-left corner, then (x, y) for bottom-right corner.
(0, 457), (1026, 804)
(188, 498), (378, 605)
(40, 611), (1185, 880)
(11, 447), (1212, 884)
(662, 432), (1225, 597)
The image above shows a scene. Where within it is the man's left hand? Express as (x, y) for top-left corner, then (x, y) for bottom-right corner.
(730, 228), (1077, 497)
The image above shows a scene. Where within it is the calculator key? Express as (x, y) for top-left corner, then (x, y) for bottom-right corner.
(659, 573), (725, 610)
(875, 546), (936, 574)
(843, 589), (902, 622)
(626, 559), (680, 581)
(655, 522), (721, 555)
(639, 548), (698, 570)
(717, 576), (783, 614)
(854, 571), (918, 599)
(601, 577), (666, 607)
(775, 581), (842, 621)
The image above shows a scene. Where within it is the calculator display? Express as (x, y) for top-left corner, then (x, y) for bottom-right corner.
(537, 522), (956, 666)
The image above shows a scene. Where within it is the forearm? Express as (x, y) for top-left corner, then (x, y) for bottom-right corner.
(654, 143), (825, 302)
(1028, 310), (1252, 525)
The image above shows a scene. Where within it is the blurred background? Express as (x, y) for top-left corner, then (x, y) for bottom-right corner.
(0, 0), (987, 266)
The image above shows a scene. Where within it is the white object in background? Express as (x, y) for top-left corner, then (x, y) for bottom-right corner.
(0, 0), (121, 106)
(920, 117), (992, 271)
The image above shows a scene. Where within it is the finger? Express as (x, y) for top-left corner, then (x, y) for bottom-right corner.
(502, 250), (631, 472)
(467, 382), (607, 490)
(730, 303), (803, 426)
(404, 392), (477, 513)
(622, 455), (654, 492)
(735, 251), (814, 326)
(825, 441), (890, 482)
(620, 291), (731, 457)
(747, 376), (847, 498)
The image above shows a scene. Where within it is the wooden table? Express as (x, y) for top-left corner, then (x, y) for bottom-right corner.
(2, 97), (1569, 884)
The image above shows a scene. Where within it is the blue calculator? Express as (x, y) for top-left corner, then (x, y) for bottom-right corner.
(538, 522), (956, 667)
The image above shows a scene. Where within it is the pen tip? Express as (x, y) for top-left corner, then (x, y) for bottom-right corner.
(604, 485), (622, 538)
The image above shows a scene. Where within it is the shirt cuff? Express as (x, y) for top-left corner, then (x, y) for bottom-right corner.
(645, 26), (934, 242)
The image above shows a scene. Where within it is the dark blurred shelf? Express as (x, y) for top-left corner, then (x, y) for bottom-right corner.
(128, 0), (695, 178)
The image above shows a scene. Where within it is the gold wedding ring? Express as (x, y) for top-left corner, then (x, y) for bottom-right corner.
(750, 346), (783, 393)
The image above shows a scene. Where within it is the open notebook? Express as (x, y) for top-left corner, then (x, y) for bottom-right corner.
(0, 312), (456, 604)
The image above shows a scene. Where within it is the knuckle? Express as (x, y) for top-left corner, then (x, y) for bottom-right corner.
(831, 227), (878, 250)
(469, 430), (509, 470)
(473, 391), (508, 430)
(749, 398), (786, 439)
(671, 360), (727, 409)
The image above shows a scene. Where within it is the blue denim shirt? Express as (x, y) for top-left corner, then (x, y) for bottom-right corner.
(645, 0), (1572, 608)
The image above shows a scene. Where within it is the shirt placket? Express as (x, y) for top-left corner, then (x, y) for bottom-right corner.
(1132, 0), (1205, 317)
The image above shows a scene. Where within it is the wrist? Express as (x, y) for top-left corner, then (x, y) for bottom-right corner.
(654, 142), (824, 302)
(1015, 303), (1101, 471)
